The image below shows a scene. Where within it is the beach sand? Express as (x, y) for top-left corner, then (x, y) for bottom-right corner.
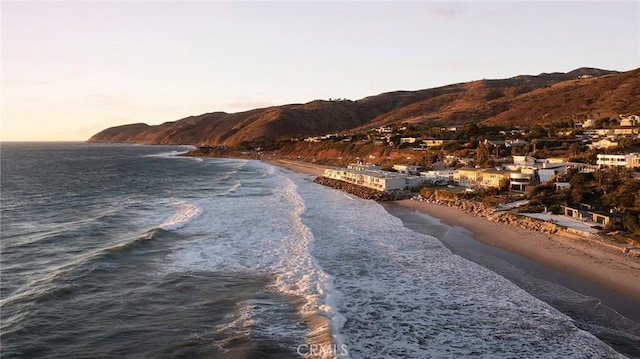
(393, 199), (640, 300)
(270, 159), (640, 356)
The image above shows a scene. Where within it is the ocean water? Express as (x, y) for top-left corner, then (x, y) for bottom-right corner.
(0, 142), (628, 358)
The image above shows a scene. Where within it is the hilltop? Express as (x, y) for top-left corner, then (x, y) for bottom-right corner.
(88, 67), (640, 147)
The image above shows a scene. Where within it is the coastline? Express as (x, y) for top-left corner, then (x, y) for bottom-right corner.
(393, 199), (640, 302)
(269, 159), (640, 319)
(271, 159), (640, 298)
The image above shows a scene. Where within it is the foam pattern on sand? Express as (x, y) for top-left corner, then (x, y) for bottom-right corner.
(296, 179), (624, 358)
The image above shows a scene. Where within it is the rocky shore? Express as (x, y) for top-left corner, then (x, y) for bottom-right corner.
(412, 191), (640, 258)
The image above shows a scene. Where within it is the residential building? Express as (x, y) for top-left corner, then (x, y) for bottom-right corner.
(509, 169), (539, 191)
(422, 139), (449, 148)
(588, 138), (618, 150)
(452, 167), (512, 189)
(348, 162), (381, 171)
(420, 169), (456, 184)
(562, 204), (622, 228)
(393, 164), (423, 175)
(596, 153), (640, 170)
(614, 128), (639, 136)
(453, 167), (484, 188)
(620, 115), (639, 127)
(480, 169), (511, 190)
(400, 137), (419, 144)
(323, 168), (418, 191)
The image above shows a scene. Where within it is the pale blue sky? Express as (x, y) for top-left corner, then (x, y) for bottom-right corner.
(2, 1), (639, 141)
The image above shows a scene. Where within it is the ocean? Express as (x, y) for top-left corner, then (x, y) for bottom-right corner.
(0, 142), (631, 358)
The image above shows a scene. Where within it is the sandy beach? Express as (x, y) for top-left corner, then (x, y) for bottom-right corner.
(271, 159), (640, 309)
(394, 199), (640, 300)
(266, 159), (640, 356)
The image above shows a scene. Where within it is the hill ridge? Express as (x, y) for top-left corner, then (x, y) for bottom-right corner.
(88, 67), (639, 147)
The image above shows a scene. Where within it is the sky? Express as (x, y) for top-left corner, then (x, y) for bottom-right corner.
(1, 1), (639, 141)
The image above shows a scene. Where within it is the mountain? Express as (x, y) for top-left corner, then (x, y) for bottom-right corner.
(88, 67), (640, 147)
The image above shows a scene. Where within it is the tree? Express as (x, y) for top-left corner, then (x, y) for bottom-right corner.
(475, 142), (492, 168)
(462, 122), (480, 135)
(603, 179), (640, 210)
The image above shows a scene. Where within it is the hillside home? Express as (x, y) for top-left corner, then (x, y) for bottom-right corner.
(512, 155), (536, 167)
(507, 156), (589, 182)
(588, 138), (618, 150)
(582, 119), (597, 128)
(614, 128), (639, 136)
(400, 137), (419, 144)
(376, 127), (394, 133)
(620, 115), (639, 127)
(505, 139), (529, 148)
(442, 125), (463, 132)
(597, 153), (640, 170)
(422, 139), (449, 148)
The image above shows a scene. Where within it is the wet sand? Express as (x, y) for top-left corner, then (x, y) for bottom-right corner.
(270, 159), (640, 357)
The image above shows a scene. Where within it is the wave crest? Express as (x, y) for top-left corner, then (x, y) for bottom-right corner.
(159, 201), (201, 231)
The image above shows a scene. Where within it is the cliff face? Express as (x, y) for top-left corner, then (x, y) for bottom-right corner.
(88, 67), (640, 147)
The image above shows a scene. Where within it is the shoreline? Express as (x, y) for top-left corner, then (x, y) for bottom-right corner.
(265, 159), (640, 356)
(393, 199), (640, 303)
(269, 160), (640, 313)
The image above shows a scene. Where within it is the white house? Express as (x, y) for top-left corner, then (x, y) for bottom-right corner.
(400, 137), (419, 144)
(347, 162), (381, 171)
(420, 169), (456, 184)
(393, 164), (423, 175)
(589, 138), (619, 150)
(597, 153), (640, 170)
(582, 119), (597, 128)
(620, 115), (639, 127)
(323, 168), (413, 191)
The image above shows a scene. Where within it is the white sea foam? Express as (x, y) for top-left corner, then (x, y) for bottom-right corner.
(296, 182), (624, 358)
(142, 147), (193, 158)
(158, 201), (201, 231)
(271, 176), (347, 356)
(164, 162), (346, 356)
(215, 182), (241, 197)
(162, 159), (624, 358)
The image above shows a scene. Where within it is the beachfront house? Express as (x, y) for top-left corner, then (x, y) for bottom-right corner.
(509, 170), (538, 191)
(561, 204), (623, 228)
(393, 164), (423, 175)
(347, 162), (381, 171)
(479, 169), (511, 190)
(420, 169), (456, 185)
(453, 168), (484, 188)
(323, 168), (411, 191)
(452, 167), (514, 190)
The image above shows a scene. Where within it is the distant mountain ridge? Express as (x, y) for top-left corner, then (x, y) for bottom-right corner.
(88, 67), (640, 147)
